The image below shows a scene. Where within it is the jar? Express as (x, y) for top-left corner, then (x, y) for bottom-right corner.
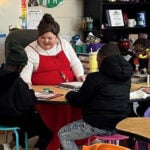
(81, 18), (87, 29)
(87, 22), (93, 30)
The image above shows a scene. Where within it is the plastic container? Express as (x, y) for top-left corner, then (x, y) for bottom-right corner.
(89, 52), (98, 72)
(0, 34), (6, 64)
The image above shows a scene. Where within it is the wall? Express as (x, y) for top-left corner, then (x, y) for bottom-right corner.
(28, 0), (83, 38)
(0, 0), (83, 64)
(0, 0), (83, 35)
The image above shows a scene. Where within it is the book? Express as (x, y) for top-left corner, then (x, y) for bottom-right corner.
(57, 82), (83, 90)
(106, 9), (124, 27)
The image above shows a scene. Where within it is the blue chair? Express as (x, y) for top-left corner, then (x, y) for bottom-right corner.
(0, 126), (28, 150)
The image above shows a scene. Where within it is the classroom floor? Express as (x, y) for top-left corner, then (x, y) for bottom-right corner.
(0, 132), (39, 150)
(0, 131), (12, 144)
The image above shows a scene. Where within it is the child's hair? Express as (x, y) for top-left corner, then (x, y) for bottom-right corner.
(97, 43), (120, 57)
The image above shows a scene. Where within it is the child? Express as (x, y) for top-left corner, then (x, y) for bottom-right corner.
(58, 43), (133, 150)
(128, 38), (150, 73)
(0, 39), (53, 150)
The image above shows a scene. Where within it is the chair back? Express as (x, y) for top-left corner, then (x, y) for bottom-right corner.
(5, 29), (38, 56)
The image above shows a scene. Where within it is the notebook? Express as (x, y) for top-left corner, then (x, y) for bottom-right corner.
(35, 91), (63, 100)
(57, 81), (83, 90)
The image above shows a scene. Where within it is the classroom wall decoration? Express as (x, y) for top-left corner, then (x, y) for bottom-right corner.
(39, 0), (63, 8)
(21, 0), (27, 29)
(28, 0), (39, 7)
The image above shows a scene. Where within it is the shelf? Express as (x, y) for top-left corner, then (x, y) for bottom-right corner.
(81, 27), (150, 33)
(102, 2), (150, 9)
(83, 0), (150, 42)
(103, 2), (150, 5)
(80, 28), (99, 32)
(102, 26), (149, 30)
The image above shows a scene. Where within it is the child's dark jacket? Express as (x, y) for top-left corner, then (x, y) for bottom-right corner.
(66, 55), (133, 130)
(0, 69), (36, 116)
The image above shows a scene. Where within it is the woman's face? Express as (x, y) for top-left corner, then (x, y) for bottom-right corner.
(38, 32), (58, 50)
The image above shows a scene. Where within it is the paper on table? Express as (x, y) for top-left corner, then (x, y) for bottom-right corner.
(131, 73), (147, 83)
(130, 88), (150, 99)
(57, 82), (83, 90)
(35, 92), (63, 100)
(133, 73), (147, 78)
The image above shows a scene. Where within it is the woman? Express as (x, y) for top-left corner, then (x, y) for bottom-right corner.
(21, 13), (85, 150)
(21, 13), (85, 85)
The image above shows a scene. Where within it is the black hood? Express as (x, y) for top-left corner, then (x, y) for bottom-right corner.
(0, 70), (19, 94)
(100, 55), (133, 81)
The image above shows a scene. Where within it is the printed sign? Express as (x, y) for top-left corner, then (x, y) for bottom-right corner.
(39, 0), (63, 8)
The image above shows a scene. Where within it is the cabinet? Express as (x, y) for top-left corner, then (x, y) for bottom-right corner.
(83, 0), (150, 42)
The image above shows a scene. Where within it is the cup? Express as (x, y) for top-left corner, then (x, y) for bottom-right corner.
(128, 19), (136, 27)
(75, 45), (82, 53)
(137, 11), (146, 27)
(89, 52), (98, 73)
(81, 44), (87, 53)
(87, 22), (93, 30)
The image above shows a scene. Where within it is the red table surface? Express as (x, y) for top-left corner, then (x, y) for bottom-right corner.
(35, 103), (88, 150)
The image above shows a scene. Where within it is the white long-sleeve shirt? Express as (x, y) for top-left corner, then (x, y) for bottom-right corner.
(21, 38), (84, 84)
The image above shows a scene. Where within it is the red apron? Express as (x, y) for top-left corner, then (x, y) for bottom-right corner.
(31, 50), (75, 85)
(31, 47), (86, 149)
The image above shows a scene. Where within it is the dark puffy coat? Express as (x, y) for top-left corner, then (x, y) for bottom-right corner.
(0, 70), (36, 116)
(66, 55), (133, 130)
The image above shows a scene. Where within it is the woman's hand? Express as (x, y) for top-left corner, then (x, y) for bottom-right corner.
(27, 83), (33, 89)
(77, 75), (86, 82)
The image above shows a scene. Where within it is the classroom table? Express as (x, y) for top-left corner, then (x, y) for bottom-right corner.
(33, 85), (86, 150)
(130, 82), (148, 92)
(116, 117), (150, 143)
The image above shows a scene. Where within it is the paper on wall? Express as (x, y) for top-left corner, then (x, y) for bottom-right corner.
(27, 9), (42, 29)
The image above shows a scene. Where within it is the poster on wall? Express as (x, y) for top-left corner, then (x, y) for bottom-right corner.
(28, 0), (39, 7)
(27, 9), (43, 29)
(39, 0), (63, 8)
